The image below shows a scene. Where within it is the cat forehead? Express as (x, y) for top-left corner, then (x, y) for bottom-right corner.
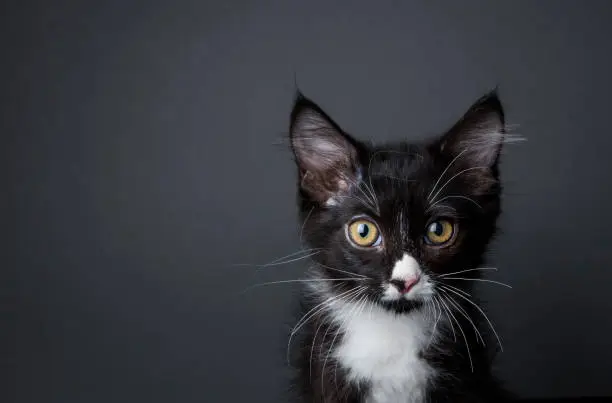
(367, 145), (431, 179)
(362, 146), (444, 210)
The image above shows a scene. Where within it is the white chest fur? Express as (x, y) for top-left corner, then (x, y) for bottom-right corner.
(329, 301), (436, 403)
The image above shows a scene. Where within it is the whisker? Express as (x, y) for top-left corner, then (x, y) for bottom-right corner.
(427, 195), (482, 211)
(374, 174), (417, 183)
(292, 286), (358, 337)
(424, 297), (433, 323)
(300, 207), (315, 245)
(329, 166), (378, 211)
(436, 295), (456, 342)
(334, 291), (370, 387)
(358, 171), (380, 213)
(443, 277), (512, 289)
(367, 152), (379, 212)
(357, 182), (379, 212)
(438, 288), (485, 346)
(240, 278), (367, 295)
(435, 281), (471, 297)
(309, 318), (326, 379)
(333, 193), (377, 211)
(287, 285), (362, 367)
(427, 149), (468, 201)
(231, 249), (322, 268)
(441, 285), (504, 352)
(368, 295), (375, 319)
(437, 267), (498, 278)
(256, 251), (322, 268)
(439, 294), (473, 372)
(321, 289), (366, 397)
(308, 286), (366, 378)
(315, 262), (369, 279)
(427, 297), (442, 348)
(429, 166), (489, 204)
(366, 150), (425, 212)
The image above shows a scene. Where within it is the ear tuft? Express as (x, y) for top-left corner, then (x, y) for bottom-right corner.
(289, 94), (361, 203)
(441, 90), (505, 168)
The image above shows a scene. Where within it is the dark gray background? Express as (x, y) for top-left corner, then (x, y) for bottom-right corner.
(5, 1), (612, 402)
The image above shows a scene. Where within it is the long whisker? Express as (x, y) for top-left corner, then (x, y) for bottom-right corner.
(256, 251), (322, 267)
(231, 249), (322, 268)
(366, 151), (425, 212)
(436, 295), (456, 342)
(365, 183), (381, 213)
(441, 285), (504, 352)
(333, 193), (377, 211)
(292, 287), (358, 337)
(439, 288), (485, 345)
(367, 152), (379, 211)
(240, 278), (367, 295)
(309, 318), (326, 379)
(427, 297), (442, 348)
(429, 166), (489, 204)
(427, 149), (467, 201)
(443, 277), (512, 289)
(334, 291), (370, 388)
(435, 281), (471, 297)
(308, 286), (366, 378)
(359, 172), (380, 213)
(349, 174), (379, 211)
(375, 174), (417, 183)
(359, 183), (380, 212)
(437, 267), (498, 278)
(439, 294), (473, 372)
(424, 297), (433, 323)
(300, 207), (315, 245)
(427, 195), (482, 211)
(287, 285), (363, 368)
(315, 262), (369, 279)
(321, 289), (366, 397)
(268, 249), (321, 263)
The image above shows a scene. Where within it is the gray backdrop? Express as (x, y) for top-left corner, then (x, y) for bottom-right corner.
(6, 1), (612, 402)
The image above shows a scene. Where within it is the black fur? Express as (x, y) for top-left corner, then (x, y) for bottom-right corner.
(287, 91), (512, 403)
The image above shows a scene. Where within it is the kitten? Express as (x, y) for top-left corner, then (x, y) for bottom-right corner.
(287, 91), (512, 403)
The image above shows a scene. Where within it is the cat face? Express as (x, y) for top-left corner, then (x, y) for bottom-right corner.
(289, 92), (505, 313)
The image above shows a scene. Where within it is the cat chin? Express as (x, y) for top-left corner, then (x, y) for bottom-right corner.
(378, 298), (425, 315)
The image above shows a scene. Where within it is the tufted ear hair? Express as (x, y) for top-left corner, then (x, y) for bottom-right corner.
(289, 93), (362, 204)
(439, 90), (505, 169)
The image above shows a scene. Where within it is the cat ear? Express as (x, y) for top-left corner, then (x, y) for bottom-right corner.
(289, 93), (361, 204)
(440, 90), (505, 169)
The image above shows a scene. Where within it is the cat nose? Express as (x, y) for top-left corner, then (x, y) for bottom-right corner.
(390, 276), (420, 294)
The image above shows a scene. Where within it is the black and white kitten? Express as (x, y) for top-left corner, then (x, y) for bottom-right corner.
(287, 91), (512, 403)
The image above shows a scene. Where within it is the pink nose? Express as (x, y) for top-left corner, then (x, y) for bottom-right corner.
(401, 277), (420, 294)
(391, 277), (420, 294)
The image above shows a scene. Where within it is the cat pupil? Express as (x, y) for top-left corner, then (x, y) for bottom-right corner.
(431, 222), (443, 235)
(358, 224), (369, 238)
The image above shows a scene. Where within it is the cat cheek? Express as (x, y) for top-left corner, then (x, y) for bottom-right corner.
(422, 247), (458, 268)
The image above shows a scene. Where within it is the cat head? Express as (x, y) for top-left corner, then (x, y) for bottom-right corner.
(289, 91), (505, 313)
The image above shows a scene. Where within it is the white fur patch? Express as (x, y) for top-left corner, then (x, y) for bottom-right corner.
(391, 253), (420, 281)
(382, 253), (434, 302)
(324, 197), (338, 206)
(329, 300), (437, 403)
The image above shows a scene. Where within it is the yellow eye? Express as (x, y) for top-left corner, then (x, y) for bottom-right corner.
(425, 220), (454, 245)
(347, 219), (381, 247)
